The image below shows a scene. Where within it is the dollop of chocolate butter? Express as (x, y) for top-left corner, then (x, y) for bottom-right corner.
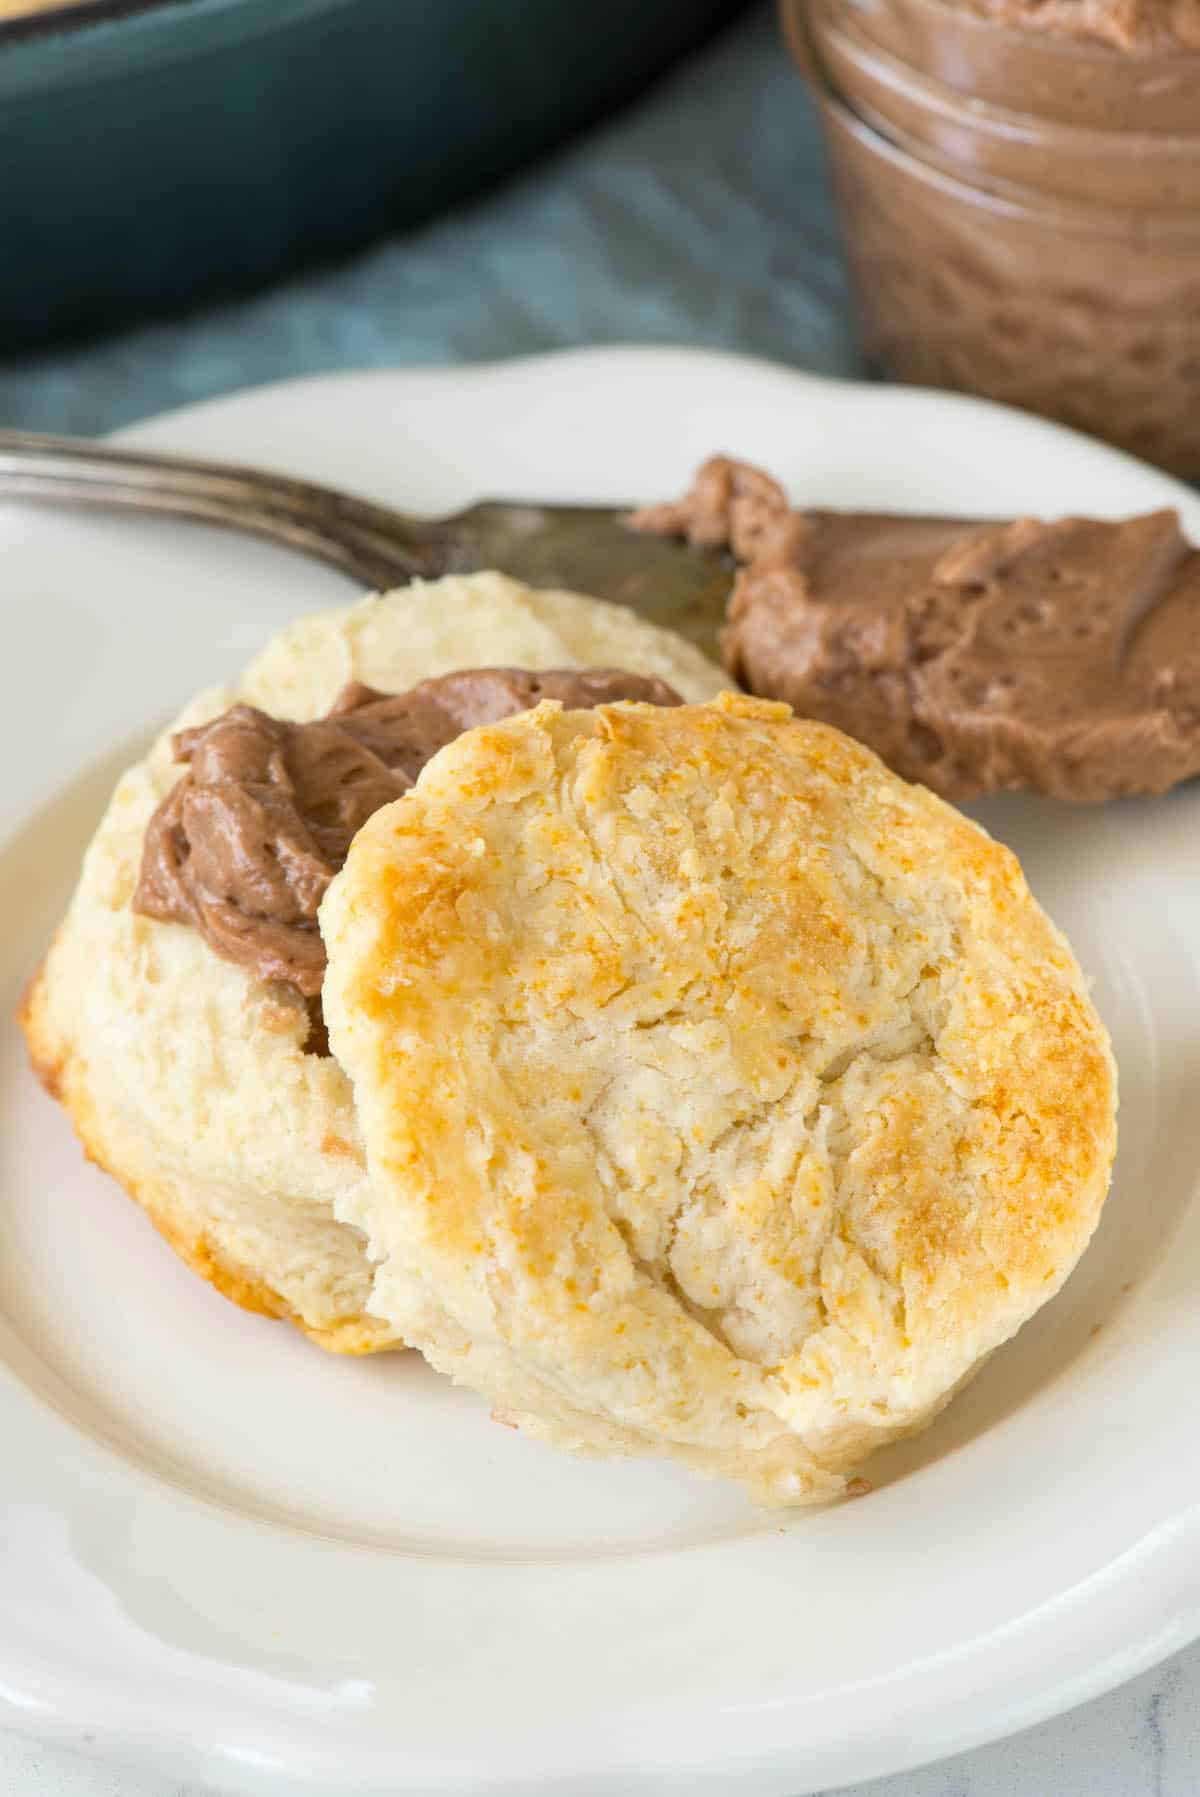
(634, 456), (1200, 802)
(133, 668), (682, 1016)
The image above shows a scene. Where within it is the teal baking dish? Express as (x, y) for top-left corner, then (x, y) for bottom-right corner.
(0, 0), (745, 349)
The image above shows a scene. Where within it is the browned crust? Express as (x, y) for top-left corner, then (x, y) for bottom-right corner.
(17, 962), (397, 1357)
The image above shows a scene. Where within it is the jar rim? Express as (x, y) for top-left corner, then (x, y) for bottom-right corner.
(821, 0), (1200, 65)
(813, 0), (1200, 158)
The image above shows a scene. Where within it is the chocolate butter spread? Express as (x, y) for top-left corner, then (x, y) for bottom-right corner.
(820, 0), (1200, 127)
(634, 457), (1200, 801)
(949, 0), (1200, 48)
(133, 668), (682, 1022)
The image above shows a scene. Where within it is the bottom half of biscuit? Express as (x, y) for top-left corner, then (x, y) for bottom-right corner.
(20, 955), (399, 1357)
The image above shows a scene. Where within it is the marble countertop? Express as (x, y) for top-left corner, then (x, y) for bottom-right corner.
(0, 6), (1194, 1791)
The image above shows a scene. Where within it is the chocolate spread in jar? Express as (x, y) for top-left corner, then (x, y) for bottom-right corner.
(947, 0), (1200, 51)
(807, 0), (1200, 214)
(634, 456), (1200, 801)
(133, 668), (682, 1037)
(817, 0), (1200, 130)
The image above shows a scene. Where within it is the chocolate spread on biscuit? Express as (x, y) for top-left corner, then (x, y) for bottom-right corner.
(133, 668), (681, 1035)
(633, 456), (1200, 802)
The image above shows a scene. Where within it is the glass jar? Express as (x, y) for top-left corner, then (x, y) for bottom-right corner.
(782, 0), (1200, 475)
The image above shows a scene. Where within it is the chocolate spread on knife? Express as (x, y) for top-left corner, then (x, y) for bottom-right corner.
(133, 668), (682, 1025)
(633, 456), (1200, 802)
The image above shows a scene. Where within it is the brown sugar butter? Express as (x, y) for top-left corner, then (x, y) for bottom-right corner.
(634, 456), (1200, 801)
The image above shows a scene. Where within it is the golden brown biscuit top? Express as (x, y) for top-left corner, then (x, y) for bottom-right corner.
(321, 694), (1116, 1445)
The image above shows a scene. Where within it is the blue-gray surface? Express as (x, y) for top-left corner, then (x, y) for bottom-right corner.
(0, 6), (855, 435)
(2, 6), (1198, 1792)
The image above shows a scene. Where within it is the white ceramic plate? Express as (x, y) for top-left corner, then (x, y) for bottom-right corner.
(2, 348), (1199, 1797)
